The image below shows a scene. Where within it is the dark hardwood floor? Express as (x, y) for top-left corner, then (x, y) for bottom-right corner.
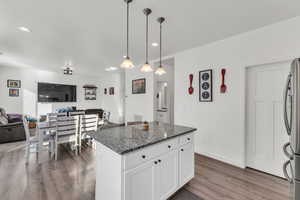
(185, 155), (290, 200)
(0, 142), (290, 200)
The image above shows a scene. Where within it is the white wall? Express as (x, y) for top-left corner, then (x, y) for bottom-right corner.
(174, 16), (300, 168)
(124, 16), (300, 168)
(0, 65), (124, 123)
(125, 65), (154, 122)
(101, 72), (124, 123)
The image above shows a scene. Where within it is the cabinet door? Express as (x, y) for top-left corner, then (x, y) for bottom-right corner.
(179, 143), (194, 187)
(124, 160), (158, 200)
(157, 150), (178, 200)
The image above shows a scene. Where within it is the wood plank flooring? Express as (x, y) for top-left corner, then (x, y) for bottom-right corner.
(185, 155), (290, 200)
(0, 141), (290, 200)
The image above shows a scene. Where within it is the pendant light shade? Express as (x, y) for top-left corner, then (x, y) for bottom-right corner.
(121, 57), (134, 69)
(155, 67), (166, 75)
(121, 0), (134, 69)
(141, 8), (153, 72)
(155, 17), (166, 75)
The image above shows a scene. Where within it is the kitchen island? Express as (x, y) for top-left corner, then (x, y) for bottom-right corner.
(88, 122), (197, 200)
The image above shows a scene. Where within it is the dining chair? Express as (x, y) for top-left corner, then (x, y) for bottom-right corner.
(69, 111), (85, 116)
(54, 115), (79, 160)
(79, 114), (98, 153)
(23, 115), (54, 164)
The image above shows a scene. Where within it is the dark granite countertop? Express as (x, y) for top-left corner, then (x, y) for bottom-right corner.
(88, 122), (197, 155)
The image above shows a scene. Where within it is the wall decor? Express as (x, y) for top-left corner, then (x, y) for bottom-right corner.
(199, 69), (213, 102)
(132, 78), (146, 94)
(188, 74), (194, 95)
(220, 68), (227, 93)
(109, 87), (115, 95)
(9, 89), (19, 97)
(7, 80), (21, 88)
(104, 88), (107, 95)
(83, 84), (97, 100)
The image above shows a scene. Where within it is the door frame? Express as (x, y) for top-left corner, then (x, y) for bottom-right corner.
(244, 59), (293, 170)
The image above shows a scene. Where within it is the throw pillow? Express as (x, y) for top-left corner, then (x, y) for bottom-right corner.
(0, 108), (8, 119)
(0, 115), (8, 125)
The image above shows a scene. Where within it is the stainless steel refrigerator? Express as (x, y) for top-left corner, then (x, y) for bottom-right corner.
(283, 58), (300, 200)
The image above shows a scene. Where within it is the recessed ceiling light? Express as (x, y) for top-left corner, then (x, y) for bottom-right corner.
(105, 66), (118, 71)
(152, 42), (159, 47)
(18, 26), (31, 33)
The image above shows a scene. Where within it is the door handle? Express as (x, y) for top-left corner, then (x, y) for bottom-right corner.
(283, 142), (293, 160)
(283, 160), (294, 183)
(283, 74), (292, 136)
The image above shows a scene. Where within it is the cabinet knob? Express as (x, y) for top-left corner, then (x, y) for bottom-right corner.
(154, 161), (158, 164)
(158, 159), (161, 163)
(142, 155), (146, 159)
(181, 149), (184, 152)
(168, 145), (171, 149)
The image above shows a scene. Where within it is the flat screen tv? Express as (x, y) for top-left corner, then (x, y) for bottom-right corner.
(38, 82), (77, 102)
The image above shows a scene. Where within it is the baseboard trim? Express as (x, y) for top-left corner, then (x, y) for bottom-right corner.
(196, 151), (245, 169)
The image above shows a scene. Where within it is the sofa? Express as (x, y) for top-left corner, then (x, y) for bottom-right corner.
(0, 108), (26, 144)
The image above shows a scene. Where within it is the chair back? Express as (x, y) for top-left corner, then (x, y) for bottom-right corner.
(23, 115), (31, 143)
(80, 114), (98, 133)
(56, 116), (79, 137)
(69, 111), (85, 116)
(47, 113), (67, 125)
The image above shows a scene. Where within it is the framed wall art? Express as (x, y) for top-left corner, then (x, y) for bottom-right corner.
(7, 80), (21, 88)
(9, 89), (19, 97)
(199, 69), (213, 102)
(132, 78), (146, 94)
(83, 85), (97, 100)
(109, 87), (115, 95)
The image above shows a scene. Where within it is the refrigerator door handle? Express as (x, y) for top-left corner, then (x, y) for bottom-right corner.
(283, 160), (294, 183)
(283, 142), (294, 160)
(283, 73), (292, 136)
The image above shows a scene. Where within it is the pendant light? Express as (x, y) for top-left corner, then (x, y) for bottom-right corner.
(121, 0), (134, 69)
(155, 17), (166, 75)
(140, 8), (153, 72)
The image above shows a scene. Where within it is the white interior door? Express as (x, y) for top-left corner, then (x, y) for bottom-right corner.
(246, 61), (290, 177)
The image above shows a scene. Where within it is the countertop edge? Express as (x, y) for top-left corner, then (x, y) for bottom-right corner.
(92, 127), (197, 155)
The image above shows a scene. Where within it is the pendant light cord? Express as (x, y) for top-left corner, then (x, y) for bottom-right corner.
(146, 14), (149, 63)
(159, 22), (162, 67)
(126, 1), (129, 58)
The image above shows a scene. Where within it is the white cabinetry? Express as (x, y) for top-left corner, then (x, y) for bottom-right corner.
(95, 132), (195, 200)
(156, 150), (178, 200)
(179, 143), (194, 187)
(124, 160), (158, 200)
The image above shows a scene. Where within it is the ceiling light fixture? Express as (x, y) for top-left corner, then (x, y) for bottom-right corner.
(120, 0), (134, 69)
(18, 26), (31, 33)
(63, 61), (73, 75)
(155, 17), (166, 76)
(152, 42), (159, 47)
(141, 8), (153, 72)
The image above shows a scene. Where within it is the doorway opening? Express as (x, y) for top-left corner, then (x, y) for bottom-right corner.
(153, 58), (174, 124)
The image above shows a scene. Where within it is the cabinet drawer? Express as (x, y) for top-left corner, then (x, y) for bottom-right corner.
(179, 133), (193, 145)
(124, 138), (179, 171)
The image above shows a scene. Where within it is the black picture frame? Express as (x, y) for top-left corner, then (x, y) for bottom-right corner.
(7, 80), (21, 88)
(9, 89), (19, 97)
(132, 78), (146, 94)
(199, 69), (213, 102)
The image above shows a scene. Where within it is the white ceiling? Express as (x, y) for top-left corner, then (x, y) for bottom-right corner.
(0, 0), (299, 75)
